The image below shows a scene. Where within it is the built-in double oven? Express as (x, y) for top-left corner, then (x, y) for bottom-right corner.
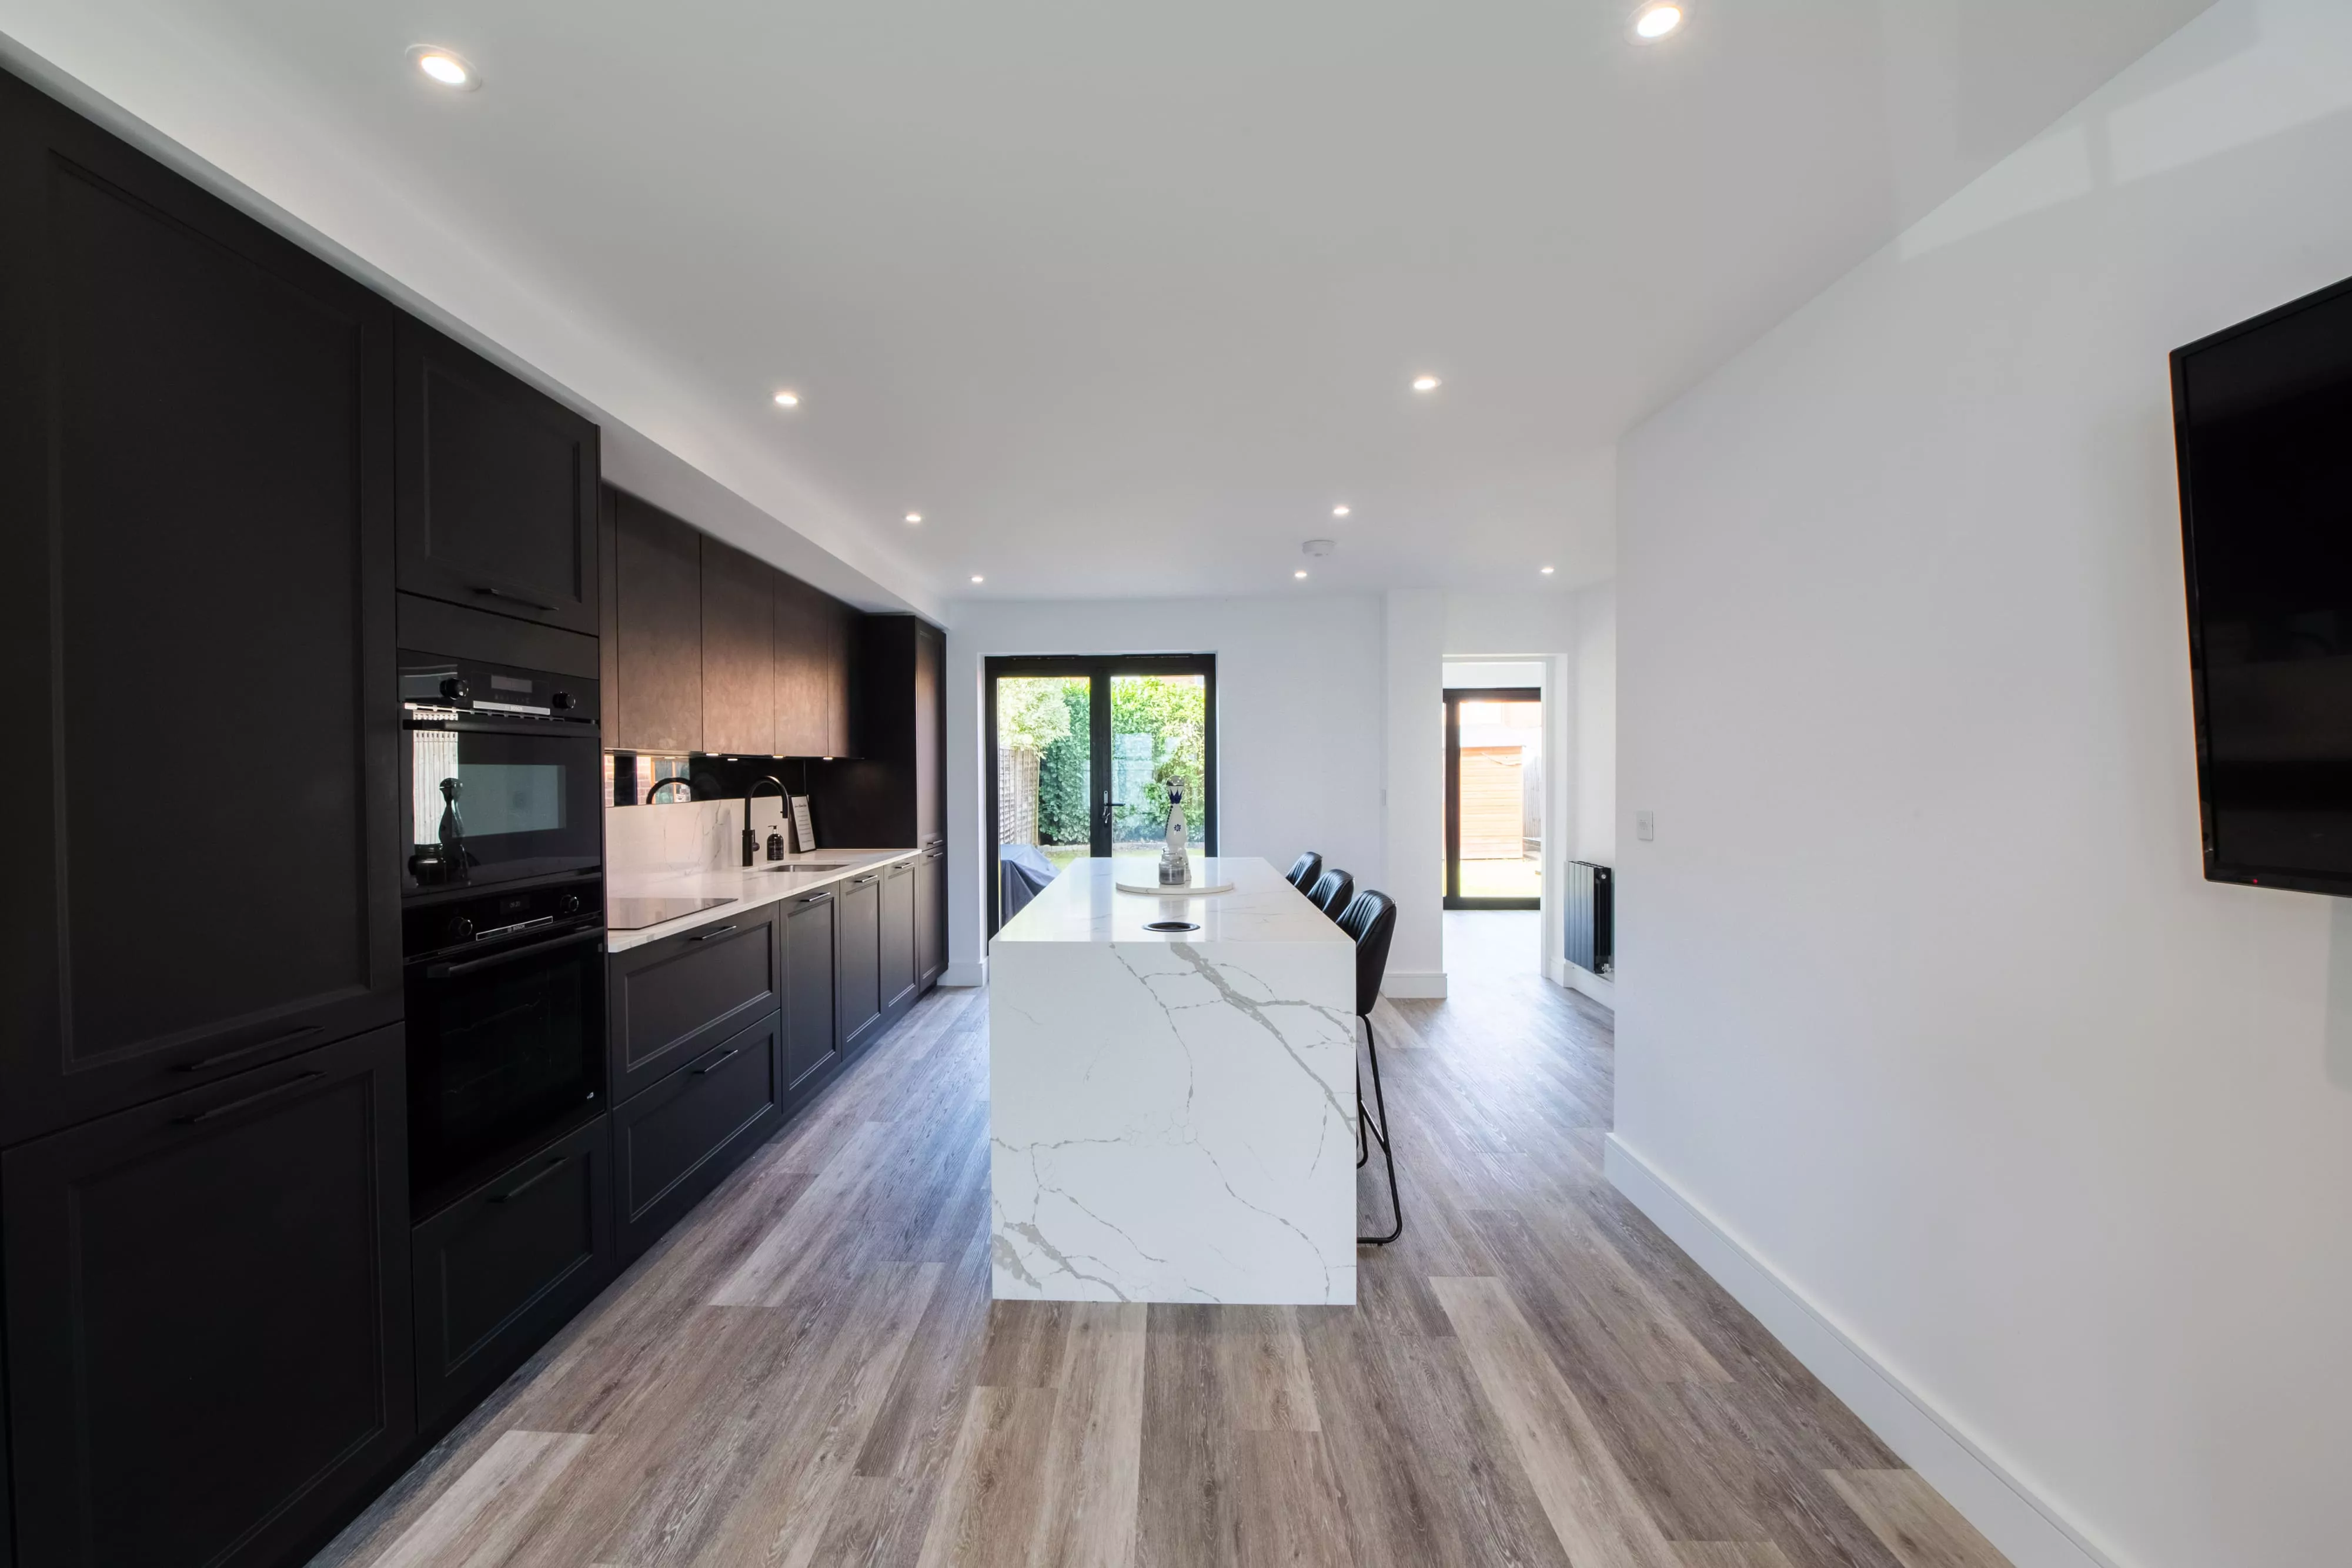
(400, 631), (606, 1216)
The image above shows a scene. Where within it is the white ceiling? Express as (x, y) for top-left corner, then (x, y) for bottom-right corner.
(1, 0), (2210, 607)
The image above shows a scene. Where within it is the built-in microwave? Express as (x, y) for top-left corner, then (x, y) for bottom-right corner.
(400, 649), (603, 897)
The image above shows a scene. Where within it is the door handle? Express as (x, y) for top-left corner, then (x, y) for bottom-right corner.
(690, 924), (740, 942)
(472, 584), (557, 613)
(489, 1156), (566, 1202)
(799, 891), (833, 905)
(178, 1024), (322, 1073)
(690, 1045), (740, 1075)
(175, 1071), (326, 1126)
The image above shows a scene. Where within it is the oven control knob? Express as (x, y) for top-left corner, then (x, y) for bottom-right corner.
(439, 677), (470, 701)
(446, 915), (476, 944)
(560, 894), (582, 917)
(550, 690), (576, 711)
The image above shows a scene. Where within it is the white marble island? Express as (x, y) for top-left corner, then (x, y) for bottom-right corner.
(988, 856), (1358, 1305)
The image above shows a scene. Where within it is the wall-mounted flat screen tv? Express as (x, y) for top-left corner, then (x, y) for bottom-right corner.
(2174, 274), (2352, 896)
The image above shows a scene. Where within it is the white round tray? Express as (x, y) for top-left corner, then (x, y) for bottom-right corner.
(1115, 880), (1235, 896)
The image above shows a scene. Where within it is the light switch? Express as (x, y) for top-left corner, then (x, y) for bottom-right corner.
(1635, 811), (1655, 842)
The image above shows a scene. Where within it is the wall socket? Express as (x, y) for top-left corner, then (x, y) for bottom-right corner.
(1635, 811), (1655, 842)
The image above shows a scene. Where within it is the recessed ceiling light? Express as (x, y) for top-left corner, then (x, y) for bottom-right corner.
(970, 574), (984, 584)
(772, 390), (800, 408)
(1295, 570), (1308, 580)
(1541, 565), (1556, 575)
(1632, 4), (1683, 41)
(904, 512), (923, 524)
(1332, 504), (1351, 517)
(1412, 375), (1441, 393)
(407, 45), (479, 89)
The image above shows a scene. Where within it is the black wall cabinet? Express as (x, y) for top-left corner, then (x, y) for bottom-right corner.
(1, 1025), (413, 1568)
(395, 319), (599, 636)
(783, 890), (840, 1096)
(812, 616), (944, 846)
(605, 487), (706, 754)
(881, 858), (917, 1015)
(412, 1114), (613, 1429)
(836, 872), (883, 1055)
(0, 68), (403, 1146)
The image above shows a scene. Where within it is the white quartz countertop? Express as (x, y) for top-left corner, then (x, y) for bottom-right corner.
(993, 856), (1351, 946)
(606, 846), (921, 952)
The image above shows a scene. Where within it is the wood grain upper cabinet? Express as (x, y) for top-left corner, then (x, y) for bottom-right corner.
(915, 619), (944, 842)
(2, 1025), (413, 1568)
(395, 318), (599, 635)
(702, 536), (776, 755)
(773, 570), (854, 758)
(0, 71), (402, 1144)
(609, 488), (703, 754)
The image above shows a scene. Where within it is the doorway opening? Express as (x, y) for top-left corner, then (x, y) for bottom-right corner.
(985, 654), (1216, 935)
(1445, 686), (1541, 910)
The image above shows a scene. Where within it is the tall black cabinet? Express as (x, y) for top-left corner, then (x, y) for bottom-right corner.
(0, 70), (405, 1148)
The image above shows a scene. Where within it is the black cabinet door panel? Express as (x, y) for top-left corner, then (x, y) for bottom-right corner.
(412, 1114), (613, 1429)
(608, 909), (780, 1103)
(837, 873), (882, 1053)
(916, 847), (946, 989)
(783, 890), (838, 1093)
(0, 72), (402, 1144)
(613, 1012), (779, 1262)
(395, 318), (598, 634)
(881, 859), (917, 1015)
(609, 489), (703, 754)
(1, 1024), (412, 1568)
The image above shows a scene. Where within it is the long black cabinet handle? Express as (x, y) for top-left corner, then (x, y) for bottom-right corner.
(799, 891), (833, 905)
(690, 1046), (740, 1075)
(175, 1071), (326, 1125)
(690, 924), (740, 942)
(427, 925), (604, 978)
(489, 1156), (567, 1202)
(851, 874), (879, 885)
(472, 584), (557, 613)
(178, 1024), (322, 1072)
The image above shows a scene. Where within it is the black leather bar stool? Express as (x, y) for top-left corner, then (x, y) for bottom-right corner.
(1336, 890), (1401, 1245)
(1285, 851), (1322, 892)
(1307, 868), (1354, 921)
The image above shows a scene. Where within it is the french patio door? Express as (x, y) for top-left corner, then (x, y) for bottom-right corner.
(1445, 686), (1542, 910)
(986, 654), (1217, 934)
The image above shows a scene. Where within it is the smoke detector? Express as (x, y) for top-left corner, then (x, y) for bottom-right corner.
(1302, 539), (1337, 557)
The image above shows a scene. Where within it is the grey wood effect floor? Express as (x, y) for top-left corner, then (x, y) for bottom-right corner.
(315, 928), (2009, 1568)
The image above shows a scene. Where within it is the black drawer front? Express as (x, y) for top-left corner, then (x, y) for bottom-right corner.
(613, 1012), (779, 1262)
(412, 1114), (614, 1429)
(608, 910), (779, 1102)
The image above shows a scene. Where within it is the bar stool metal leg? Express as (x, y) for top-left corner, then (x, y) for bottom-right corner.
(1357, 1014), (1402, 1245)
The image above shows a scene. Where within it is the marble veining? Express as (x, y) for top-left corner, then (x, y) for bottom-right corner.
(989, 857), (1357, 1305)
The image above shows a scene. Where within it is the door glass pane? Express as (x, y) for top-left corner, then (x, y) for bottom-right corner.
(1455, 697), (1542, 899)
(996, 676), (1093, 919)
(1110, 673), (1208, 855)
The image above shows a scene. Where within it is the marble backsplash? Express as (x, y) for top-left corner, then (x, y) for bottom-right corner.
(604, 795), (799, 877)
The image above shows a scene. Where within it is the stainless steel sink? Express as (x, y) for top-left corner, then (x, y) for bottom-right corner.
(766, 861), (851, 872)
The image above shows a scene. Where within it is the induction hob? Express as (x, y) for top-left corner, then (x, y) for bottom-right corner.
(607, 895), (738, 931)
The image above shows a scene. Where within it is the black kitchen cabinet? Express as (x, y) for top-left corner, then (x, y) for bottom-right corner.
(395, 317), (599, 636)
(607, 487), (704, 754)
(0, 68), (403, 1145)
(412, 1114), (613, 1429)
(810, 615), (944, 852)
(916, 844), (947, 989)
(881, 858), (918, 1017)
(836, 871), (884, 1054)
(612, 1012), (780, 1262)
(783, 888), (840, 1096)
(773, 569), (852, 759)
(2, 1024), (412, 1568)
(608, 906), (781, 1104)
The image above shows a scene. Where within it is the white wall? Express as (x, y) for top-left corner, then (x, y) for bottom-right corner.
(943, 595), (1387, 982)
(1613, 4), (2352, 1566)
(1572, 581), (1616, 868)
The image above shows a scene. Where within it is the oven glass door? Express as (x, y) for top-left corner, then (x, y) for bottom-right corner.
(406, 718), (602, 893)
(406, 924), (605, 1209)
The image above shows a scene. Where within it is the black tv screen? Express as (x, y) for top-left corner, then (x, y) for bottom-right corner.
(2174, 274), (2352, 895)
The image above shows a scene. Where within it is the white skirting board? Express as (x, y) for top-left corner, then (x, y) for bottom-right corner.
(1603, 1135), (2125, 1568)
(939, 961), (987, 988)
(1549, 958), (1615, 1008)
(1379, 970), (1448, 999)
